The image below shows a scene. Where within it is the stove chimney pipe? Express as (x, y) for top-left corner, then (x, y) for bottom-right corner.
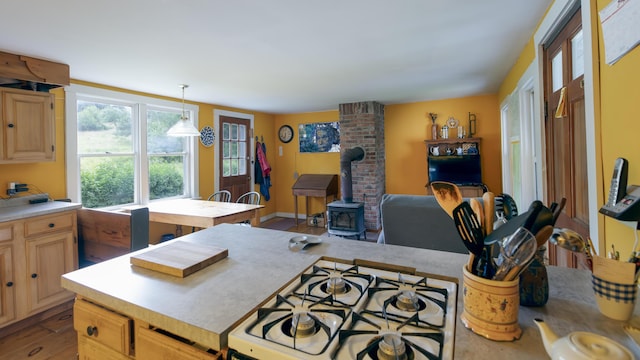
(340, 146), (365, 203)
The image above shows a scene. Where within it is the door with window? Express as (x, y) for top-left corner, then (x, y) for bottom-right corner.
(219, 115), (251, 201)
(544, 7), (588, 268)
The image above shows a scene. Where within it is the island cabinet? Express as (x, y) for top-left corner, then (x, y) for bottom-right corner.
(0, 210), (77, 329)
(0, 87), (55, 164)
(74, 297), (222, 359)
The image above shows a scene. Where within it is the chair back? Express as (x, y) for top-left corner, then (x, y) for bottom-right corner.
(208, 190), (232, 202)
(236, 191), (261, 205)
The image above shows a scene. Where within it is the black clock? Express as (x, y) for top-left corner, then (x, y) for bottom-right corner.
(278, 125), (294, 143)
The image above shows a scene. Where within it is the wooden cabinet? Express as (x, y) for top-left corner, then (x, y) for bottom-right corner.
(424, 137), (485, 195)
(74, 297), (221, 359)
(0, 224), (16, 326)
(0, 210), (77, 329)
(0, 87), (55, 163)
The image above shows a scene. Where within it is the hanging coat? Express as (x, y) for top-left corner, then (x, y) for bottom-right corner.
(255, 141), (272, 201)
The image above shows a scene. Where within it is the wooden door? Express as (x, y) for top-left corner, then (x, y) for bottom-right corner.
(544, 8), (588, 268)
(218, 115), (251, 202)
(0, 243), (16, 326)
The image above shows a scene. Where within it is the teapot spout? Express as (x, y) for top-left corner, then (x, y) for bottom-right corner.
(534, 318), (558, 356)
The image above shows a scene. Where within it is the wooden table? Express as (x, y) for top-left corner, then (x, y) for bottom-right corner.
(292, 174), (339, 227)
(140, 199), (263, 228)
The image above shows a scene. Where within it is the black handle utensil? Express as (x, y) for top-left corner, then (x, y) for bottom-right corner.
(453, 202), (486, 274)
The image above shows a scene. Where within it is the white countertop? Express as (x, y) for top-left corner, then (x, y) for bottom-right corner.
(61, 224), (640, 358)
(0, 196), (81, 222)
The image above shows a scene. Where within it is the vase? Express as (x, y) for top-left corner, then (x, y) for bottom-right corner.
(431, 123), (438, 140)
(519, 246), (549, 306)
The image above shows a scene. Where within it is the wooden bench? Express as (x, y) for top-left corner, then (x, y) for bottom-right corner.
(77, 207), (149, 265)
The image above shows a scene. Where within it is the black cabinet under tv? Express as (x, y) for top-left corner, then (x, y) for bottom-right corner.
(424, 137), (484, 196)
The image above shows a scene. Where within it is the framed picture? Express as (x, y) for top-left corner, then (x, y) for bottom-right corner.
(298, 122), (340, 153)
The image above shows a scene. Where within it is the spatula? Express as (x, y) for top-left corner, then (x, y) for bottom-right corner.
(453, 202), (484, 271)
(431, 181), (463, 219)
(470, 198), (484, 235)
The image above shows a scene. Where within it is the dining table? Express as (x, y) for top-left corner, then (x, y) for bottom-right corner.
(136, 198), (263, 229)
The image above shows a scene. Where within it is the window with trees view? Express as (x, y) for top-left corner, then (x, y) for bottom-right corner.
(65, 85), (199, 208)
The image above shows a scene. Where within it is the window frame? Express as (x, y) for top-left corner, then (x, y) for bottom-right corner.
(65, 84), (199, 208)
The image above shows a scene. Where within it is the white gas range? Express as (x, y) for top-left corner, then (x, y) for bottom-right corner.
(227, 259), (458, 360)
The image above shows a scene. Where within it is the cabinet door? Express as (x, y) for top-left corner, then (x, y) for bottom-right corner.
(0, 243), (16, 326)
(1, 89), (54, 162)
(25, 232), (75, 312)
(78, 336), (132, 360)
(137, 326), (220, 360)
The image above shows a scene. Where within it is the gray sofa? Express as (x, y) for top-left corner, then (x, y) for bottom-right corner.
(377, 194), (490, 254)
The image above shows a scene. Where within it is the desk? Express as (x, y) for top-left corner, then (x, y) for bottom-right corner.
(140, 199), (263, 228)
(292, 174), (338, 226)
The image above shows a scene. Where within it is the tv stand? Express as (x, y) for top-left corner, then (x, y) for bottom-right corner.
(424, 137), (483, 195)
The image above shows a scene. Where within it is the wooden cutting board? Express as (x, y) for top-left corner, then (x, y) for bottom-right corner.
(130, 240), (228, 277)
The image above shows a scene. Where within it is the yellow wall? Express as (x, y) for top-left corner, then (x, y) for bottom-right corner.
(596, 0), (640, 257)
(385, 95), (502, 195)
(497, 0), (640, 256)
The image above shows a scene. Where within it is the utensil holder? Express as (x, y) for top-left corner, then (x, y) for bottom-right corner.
(592, 255), (638, 321)
(461, 265), (522, 341)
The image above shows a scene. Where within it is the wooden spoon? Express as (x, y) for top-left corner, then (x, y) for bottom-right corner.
(430, 181), (463, 219)
(483, 192), (495, 236)
(535, 225), (554, 249)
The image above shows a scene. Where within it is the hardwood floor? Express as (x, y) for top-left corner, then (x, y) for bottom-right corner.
(0, 218), (370, 360)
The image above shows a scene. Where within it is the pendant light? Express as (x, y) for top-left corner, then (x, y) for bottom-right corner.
(167, 84), (200, 137)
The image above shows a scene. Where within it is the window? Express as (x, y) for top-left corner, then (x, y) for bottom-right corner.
(65, 84), (199, 208)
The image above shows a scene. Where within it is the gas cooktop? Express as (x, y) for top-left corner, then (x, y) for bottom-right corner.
(228, 258), (458, 360)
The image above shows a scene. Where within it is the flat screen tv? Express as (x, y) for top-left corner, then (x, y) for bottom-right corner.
(428, 155), (482, 186)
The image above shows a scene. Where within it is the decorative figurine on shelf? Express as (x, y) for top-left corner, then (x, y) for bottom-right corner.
(429, 112), (438, 140)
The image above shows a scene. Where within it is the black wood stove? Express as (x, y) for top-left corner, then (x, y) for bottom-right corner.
(327, 146), (366, 240)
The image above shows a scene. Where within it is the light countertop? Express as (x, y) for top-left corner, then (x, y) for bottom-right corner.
(62, 223), (640, 358)
(0, 195), (81, 222)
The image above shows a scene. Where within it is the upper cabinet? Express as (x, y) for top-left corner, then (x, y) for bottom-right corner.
(0, 88), (55, 163)
(0, 50), (69, 164)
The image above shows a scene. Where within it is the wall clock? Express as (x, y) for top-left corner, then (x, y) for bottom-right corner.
(200, 126), (214, 147)
(278, 125), (294, 143)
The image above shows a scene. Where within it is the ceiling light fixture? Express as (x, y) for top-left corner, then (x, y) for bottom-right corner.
(167, 84), (200, 137)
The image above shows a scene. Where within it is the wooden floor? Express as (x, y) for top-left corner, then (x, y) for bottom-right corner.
(0, 218), (354, 359)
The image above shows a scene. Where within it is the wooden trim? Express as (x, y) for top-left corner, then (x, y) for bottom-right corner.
(0, 51), (70, 86)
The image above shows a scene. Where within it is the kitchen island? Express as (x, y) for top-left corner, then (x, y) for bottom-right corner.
(61, 224), (640, 359)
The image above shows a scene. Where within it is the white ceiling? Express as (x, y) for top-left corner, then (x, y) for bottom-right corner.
(1, 0), (551, 114)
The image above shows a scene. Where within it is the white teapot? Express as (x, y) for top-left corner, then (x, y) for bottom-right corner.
(430, 146), (440, 156)
(534, 318), (633, 360)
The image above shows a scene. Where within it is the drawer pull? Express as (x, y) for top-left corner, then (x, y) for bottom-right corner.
(6, 281), (13, 287)
(86, 326), (98, 336)
(48, 223), (55, 228)
(31, 273), (38, 279)
(7, 123), (14, 128)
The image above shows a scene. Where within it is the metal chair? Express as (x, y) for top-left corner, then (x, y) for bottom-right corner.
(236, 191), (261, 205)
(207, 190), (232, 202)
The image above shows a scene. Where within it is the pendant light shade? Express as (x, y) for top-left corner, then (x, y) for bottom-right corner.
(167, 84), (200, 137)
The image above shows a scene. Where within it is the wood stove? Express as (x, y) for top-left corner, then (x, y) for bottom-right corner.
(327, 201), (365, 239)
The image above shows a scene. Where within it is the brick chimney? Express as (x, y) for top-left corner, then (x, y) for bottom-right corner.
(338, 101), (385, 231)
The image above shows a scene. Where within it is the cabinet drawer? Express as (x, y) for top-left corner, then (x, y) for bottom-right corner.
(77, 335), (132, 360)
(24, 213), (74, 237)
(74, 299), (132, 355)
(137, 326), (221, 360)
(0, 224), (12, 242)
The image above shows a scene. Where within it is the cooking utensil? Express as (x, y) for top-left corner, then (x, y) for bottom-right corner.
(470, 198), (484, 235)
(453, 202), (484, 272)
(288, 235), (322, 251)
(551, 197), (567, 225)
(431, 181), (463, 219)
(496, 193), (519, 220)
(485, 200), (543, 245)
(483, 192), (495, 236)
(549, 228), (587, 253)
(535, 225), (554, 249)
(493, 227), (538, 281)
